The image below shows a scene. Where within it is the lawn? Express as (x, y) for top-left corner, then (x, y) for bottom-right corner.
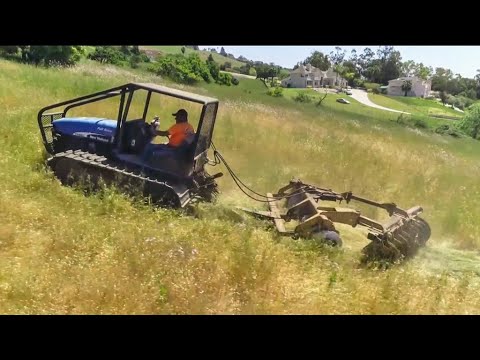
(368, 93), (463, 119)
(277, 88), (454, 129)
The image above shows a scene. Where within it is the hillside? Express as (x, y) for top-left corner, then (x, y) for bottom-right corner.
(2, 59), (480, 314)
(368, 93), (463, 119)
(140, 46), (246, 68)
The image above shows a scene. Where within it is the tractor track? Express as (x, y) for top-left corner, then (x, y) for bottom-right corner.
(49, 149), (190, 207)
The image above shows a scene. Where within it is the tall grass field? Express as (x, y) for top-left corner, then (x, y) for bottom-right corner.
(1, 59), (480, 314)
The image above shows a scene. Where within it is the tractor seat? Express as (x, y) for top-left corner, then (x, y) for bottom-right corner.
(147, 139), (196, 177)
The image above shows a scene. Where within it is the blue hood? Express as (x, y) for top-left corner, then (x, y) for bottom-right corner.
(52, 117), (117, 138)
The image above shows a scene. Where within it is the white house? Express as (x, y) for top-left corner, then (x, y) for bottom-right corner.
(387, 76), (432, 97)
(281, 63), (348, 88)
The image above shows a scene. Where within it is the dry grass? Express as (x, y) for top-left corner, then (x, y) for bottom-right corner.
(1, 59), (480, 314)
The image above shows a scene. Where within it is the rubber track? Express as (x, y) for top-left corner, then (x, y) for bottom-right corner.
(49, 149), (189, 207)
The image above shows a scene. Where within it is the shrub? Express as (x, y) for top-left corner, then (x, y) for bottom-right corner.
(88, 46), (127, 65)
(267, 86), (283, 97)
(0, 46), (19, 55)
(151, 53), (211, 84)
(459, 89), (477, 100)
(187, 53), (211, 82)
(396, 113), (407, 125)
(452, 95), (474, 110)
(129, 55), (140, 69)
(139, 52), (150, 63)
(446, 94), (456, 106)
(294, 92), (312, 103)
(207, 60), (220, 81)
(457, 103), (480, 139)
(413, 117), (427, 128)
(216, 72), (232, 86)
(353, 78), (364, 88)
(232, 77), (239, 86)
(435, 124), (463, 138)
(21, 46), (84, 66)
(364, 82), (381, 91)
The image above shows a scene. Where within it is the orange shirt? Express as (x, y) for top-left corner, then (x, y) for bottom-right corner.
(167, 122), (195, 147)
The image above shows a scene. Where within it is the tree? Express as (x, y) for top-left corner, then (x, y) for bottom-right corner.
(207, 61), (220, 81)
(88, 46), (127, 65)
(328, 47), (347, 86)
(376, 46), (395, 61)
(458, 103), (480, 139)
(220, 47), (227, 56)
(333, 63), (346, 86)
(359, 47), (375, 76)
(0, 46), (19, 55)
(414, 63), (433, 80)
(380, 49), (402, 84)
(348, 49), (358, 69)
(439, 90), (448, 105)
(432, 67), (454, 88)
(255, 63), (277, 87)
(120, 45), (130, 55)
(329, 46), (346, 65)
(460, 88), (477, 100)
(205, 54), (219, 81)
(25, 46), (83, 66)
(303, 51), (330, 71)
(401, 60), (416, 77)
(316, 90), (328, 106)
(131, 46), (140, 55)
(402, 80), (412, 96)
(181, 46), (186, 55)
(475, 70), (480, 99)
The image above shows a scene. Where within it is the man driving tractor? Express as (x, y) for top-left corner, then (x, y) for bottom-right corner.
(142, 108), (195, 161)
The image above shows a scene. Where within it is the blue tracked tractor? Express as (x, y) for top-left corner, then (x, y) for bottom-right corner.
(38, 83), (223, 208)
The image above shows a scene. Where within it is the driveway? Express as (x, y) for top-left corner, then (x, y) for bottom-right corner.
(220, 71), (256, 80)
(349, 89), (410, 114)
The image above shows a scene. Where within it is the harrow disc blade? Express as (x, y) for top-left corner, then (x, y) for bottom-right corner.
(362, 216), (431, 263)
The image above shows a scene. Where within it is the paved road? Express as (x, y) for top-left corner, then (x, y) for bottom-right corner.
(349, 89), (410, 114)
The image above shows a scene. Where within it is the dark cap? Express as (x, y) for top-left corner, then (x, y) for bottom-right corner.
(172, 109), (188, 117)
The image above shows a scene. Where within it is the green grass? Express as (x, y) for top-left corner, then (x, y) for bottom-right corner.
(2, 59), (480, 314)
(368, 93), (463, 118)
(140, 46), (246, 68)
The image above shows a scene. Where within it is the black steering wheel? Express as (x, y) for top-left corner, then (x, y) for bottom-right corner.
(147, 116), (160, 136)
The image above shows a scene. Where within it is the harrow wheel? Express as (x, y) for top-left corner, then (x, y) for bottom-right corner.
(361, 217), (431, 264)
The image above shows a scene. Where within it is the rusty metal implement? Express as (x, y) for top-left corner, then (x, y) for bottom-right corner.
(241, 179), (431, 263)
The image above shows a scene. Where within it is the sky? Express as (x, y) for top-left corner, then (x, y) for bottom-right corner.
(199, 46), (480, 79)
